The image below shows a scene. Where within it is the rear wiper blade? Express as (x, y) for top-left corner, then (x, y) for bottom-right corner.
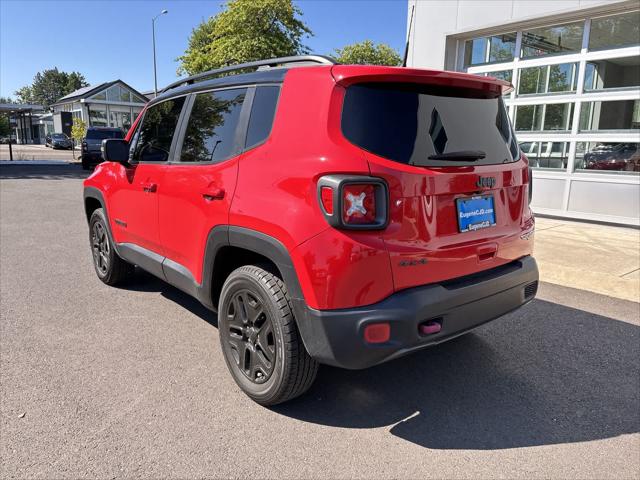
(428, 150), (486, 161)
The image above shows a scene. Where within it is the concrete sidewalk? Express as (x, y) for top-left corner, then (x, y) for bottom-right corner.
(535, 216), (640, 303)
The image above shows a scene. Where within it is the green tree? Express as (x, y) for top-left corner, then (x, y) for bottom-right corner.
(0, 114), (11, 138)
(333, 40), (402, 66)
(0, 96), (17, 104)
(14, 68), (88, 108)
(71, 117), (87, 159)
(177, 0), (312, 76)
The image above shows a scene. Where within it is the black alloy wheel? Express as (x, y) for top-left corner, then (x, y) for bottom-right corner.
(224, 289), (276, 384)
(92, 220), (110, 276)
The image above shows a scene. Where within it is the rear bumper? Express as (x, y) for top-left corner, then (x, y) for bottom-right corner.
(294, 256), (538, 369)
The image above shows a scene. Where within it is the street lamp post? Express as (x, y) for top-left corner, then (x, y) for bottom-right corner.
(152, 9), (168, 97)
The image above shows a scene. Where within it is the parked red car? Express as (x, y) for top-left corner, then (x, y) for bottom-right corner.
(83, 56), (538, 405)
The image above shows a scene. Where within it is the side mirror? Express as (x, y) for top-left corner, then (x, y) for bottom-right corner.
(102, 139), (130, 164)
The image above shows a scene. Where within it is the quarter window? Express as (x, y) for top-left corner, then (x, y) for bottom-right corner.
(180, 88), (246, 163)
(246, 86), (280, 149)
(132, 97), (185, 163)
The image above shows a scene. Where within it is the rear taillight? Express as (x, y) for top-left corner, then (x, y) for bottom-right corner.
(317, 175), (388, 230)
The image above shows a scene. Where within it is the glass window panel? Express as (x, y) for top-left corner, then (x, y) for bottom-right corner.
(132, 94), (147, 104)
(589, 11), (640, 50)
(89, 106), (107, 127)
(544, 103), (574, 130)
(92, 91), (106, 101)
(119, 87), (131, 102)
(106, 85), (120, 102)
(584, 56), (640, 91)
(579, 100), (640, 131)
(521, 21), (584, 58)
(548, 63), (577, 92)
(518, 66), (549, 95)
(132, 97), (185, 163)
(515, 103), (573, 131)
(464, 37), (488, 66)
(464, 33), (516, 66)
(520, 141), (569, 169)
(246, 86), (280, 149)
(575, 142), (640, 173)
(180, 88), (246, 163)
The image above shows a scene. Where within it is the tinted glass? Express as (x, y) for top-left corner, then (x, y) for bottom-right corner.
(132, 97), (185, 162)
(519, 141), (569, 170)
(584, 56), (640, 91)
(575, 142), (640, 173)
(589, 12), (640, 50)
(521, 21), (584, 58)
(246, 86), (280, 149)
(341, 83), (519, 167)
(86, 129), (123, 140)
(179, 88), (246, 163)
(579, 100), (640, 131)
(464, 33), (516, 66)
(515, 103), (573, 131)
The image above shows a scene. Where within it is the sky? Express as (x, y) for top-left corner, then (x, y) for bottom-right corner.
(0, 0), (408, 99)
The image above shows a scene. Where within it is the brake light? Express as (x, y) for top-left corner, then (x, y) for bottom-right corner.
(342, 184), (376, 224)
(317, 175), (388, 230)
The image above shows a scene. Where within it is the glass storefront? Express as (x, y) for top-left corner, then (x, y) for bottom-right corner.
(462, 9), (640, 177)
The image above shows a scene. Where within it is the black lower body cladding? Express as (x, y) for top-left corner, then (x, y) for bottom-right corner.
(294, 256), (539, 369)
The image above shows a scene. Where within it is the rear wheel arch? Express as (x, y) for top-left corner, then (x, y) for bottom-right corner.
(203, 227), (308, 324)
(83, 187), (107, 224)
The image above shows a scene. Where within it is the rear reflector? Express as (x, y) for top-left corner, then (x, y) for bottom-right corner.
(363, 323), (390, 344)
(342, 184), (376, 225)
(320, 186), (334, 215)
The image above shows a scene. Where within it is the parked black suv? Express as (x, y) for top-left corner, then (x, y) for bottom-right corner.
(81, 127), (124, 170)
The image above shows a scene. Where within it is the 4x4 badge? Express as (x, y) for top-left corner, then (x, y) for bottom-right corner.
(476, 176), (496, 189)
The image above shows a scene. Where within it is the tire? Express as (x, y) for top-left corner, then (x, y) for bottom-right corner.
(218, 265), (318, 406)
(89, 208), (133, 285)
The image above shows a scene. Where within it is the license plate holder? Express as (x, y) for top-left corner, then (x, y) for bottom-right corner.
(456, 195), (496, 233)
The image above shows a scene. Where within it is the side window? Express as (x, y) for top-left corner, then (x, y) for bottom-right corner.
(180, 88), (247, 163)
(132, 97), (185, 163)
(245, 86), (280, 149)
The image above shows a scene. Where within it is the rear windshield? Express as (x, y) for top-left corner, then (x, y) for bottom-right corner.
(341, 83), (519, 167)
(86, 129), (123, 140)
(52, 134), (67, 139)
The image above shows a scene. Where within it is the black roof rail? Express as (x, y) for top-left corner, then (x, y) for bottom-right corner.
(161, 55), (338, 94)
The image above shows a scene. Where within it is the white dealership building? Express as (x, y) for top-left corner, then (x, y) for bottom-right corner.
(406, 0), (639, 226)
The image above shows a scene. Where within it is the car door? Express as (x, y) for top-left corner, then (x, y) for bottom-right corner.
(108, 96), (187, 257)
(158, 87), (250, 287)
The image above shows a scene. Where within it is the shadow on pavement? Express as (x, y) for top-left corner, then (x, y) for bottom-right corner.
(115, 269), (640, 451)
(0, 164), (89, 180)
(273, 299), (639, 450)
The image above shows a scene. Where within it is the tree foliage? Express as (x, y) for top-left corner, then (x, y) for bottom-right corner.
(0, 96), (16, 104)
(333, 40), (402, 66)
(15, 68), (88, 108)
(71, 117), (87, 144)
(177, 0), (312, 76)
(0, 114), (11, 138)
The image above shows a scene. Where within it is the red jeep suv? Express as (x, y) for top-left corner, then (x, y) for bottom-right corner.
(83, 55), (538, 405)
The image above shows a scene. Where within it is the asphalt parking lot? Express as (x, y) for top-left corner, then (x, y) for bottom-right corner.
(1, 164), (639, 479)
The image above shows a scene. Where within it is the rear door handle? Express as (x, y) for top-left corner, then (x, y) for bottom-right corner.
(142, 182), (157, 193)
(201, 187), (225, 201)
